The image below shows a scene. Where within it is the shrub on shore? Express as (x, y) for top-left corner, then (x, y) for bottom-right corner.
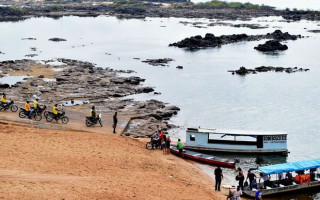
(195, 0), (271, 10)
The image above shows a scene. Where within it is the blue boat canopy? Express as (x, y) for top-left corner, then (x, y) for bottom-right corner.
(258, 158), (320, 175)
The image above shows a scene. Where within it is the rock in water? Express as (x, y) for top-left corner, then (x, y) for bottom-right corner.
(254, 40), (288, 52)
(49, 38), (67, 42)
(0, 83), (10, 88)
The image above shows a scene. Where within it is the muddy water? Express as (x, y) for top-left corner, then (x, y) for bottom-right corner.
(0, 16), (319, 199)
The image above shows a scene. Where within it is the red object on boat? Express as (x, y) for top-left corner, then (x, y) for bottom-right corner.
(170, 146), (236, 168)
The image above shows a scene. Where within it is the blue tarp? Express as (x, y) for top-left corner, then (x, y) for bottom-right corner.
(258, 158), (320, 175)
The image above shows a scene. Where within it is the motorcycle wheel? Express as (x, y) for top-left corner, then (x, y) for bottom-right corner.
(34, 113), (42, 121)
(61, 116), (69, 124)
(0, 106), (4, 111)
(146, 142), (153, 150)
(85, 119), (92, 127)
(46, 114), (53, 122)
(99, 119), (103, 127)
(10, 105), (18, 112)
(43, 111), (48, 118)
(19, 111), (26, 118)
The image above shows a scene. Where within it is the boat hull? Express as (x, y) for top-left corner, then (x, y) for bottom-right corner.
(185, 145), (288, 155)
(170, 147), (236, 168)
(243, 181), (320, 197)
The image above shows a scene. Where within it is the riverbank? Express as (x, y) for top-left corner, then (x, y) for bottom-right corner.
(0, 59), (180, 137)
(0, 119), (226, 200)
(0, 0), (319, 22)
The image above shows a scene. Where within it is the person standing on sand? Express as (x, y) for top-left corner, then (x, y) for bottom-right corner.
(113, 112), (117, 133)
(177, 139), (184, 157)
(237, 167), (244, 190)
(214, 166), (223, 191)
(166, 136), (171, 155)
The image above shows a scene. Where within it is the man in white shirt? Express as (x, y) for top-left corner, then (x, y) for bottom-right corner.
(230, 186), (242, 200)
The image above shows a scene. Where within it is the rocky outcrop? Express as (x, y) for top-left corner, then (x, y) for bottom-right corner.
(142, 58), (174, 66)
(0, 59), (180, 138)
(228, 66), (310, 75)
(254, 40), (288, 52)
(308, 30), (320, 33)
(268, 29), (299, 40)
(0, 83), (10, 88)
(169, 30), (300, 50)
(49, 38), (67, 42)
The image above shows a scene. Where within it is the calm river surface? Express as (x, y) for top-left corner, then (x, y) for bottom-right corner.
(0, 15), (320, 199)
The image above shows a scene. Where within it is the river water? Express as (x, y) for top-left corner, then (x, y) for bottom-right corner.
(0, 15), (320, 199)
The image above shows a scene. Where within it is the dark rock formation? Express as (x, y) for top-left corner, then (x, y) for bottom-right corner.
(268, 29), (299, 40)
(22, 38), (36, 40)
(0, 83), (10, 88)
(308, 30), (320, 33)
(176, 66), (183, 69)
(169, 30), (300, 50)
(229, 66), (310, 75)
(254, 40), (288, 52)
(110, 76), (145, 85)
(49, 38), (67, 42)
(142, 58), (173, 66)
(25, 54), (38, 57)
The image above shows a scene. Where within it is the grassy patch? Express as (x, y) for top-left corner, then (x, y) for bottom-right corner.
(195, 0), (268, 9)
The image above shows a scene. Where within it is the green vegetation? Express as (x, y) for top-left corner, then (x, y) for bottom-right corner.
(8, 5), (25, 15)
(51, 5), (61, 11)
(195, 0), (269, 10)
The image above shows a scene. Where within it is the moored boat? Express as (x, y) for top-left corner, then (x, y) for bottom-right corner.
(170, 146), (237, 168)
(243, 158), (320, 197)
(185, 128), (288, 155)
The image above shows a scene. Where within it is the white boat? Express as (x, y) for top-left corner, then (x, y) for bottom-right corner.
(243, 158), (320, 197)
(185, 128), (288, 154)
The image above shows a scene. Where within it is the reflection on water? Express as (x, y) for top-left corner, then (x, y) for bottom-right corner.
(0, 75), (29, 86)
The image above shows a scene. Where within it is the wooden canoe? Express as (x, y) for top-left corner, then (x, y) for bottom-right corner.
(170, 146), (236, 168)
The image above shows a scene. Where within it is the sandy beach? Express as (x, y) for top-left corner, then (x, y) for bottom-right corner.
(0, 119), (226, 200)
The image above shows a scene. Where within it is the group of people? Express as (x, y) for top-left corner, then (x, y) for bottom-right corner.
(151, 125), (171, 154)
(214, 166), (263, 200)
(1, 93), (118, 131)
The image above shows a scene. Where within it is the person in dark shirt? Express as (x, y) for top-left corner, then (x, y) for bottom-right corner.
(246, 170), (257, 190)
(214, 166), (223, 191)
(237, 167), (245, 190)
(113, 112), (118, 133)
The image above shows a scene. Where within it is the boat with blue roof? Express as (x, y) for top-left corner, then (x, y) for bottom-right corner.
(243, 158), (320, 197)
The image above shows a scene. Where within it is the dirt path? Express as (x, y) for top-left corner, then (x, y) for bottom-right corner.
(0, 104), (131, 135)
(0, 119), (226, 200)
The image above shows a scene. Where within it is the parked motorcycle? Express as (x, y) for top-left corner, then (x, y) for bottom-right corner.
(0, 101), (18, 112)
(18, 108), (42, 121)
(45, 110), (69, 124)
(146, 136), (161, 150)
(85, 112), (103, 127)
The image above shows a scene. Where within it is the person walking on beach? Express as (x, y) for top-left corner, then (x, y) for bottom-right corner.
(255, 187), (263, 200)
(177, 139), (184, 157)
(214, 166), (223, 191)
(113, 112), (117, 133)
